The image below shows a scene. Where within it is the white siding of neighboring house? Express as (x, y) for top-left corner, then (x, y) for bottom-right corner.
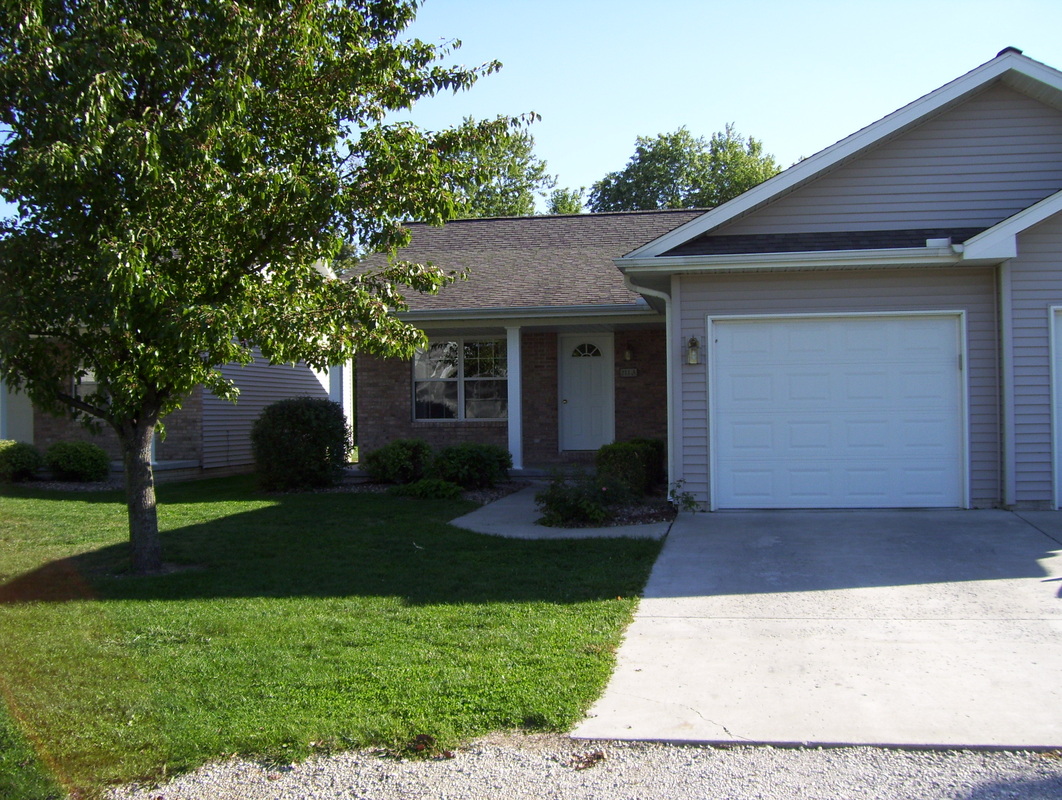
(1009, 213), (1062, 505)
(716, 85), (1062, 236)
(672, 267), (1000, 508)
(0, 380), (34, 443)
(201, 352), (330, 469)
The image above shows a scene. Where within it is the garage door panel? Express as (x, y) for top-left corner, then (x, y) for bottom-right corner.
(712, 315), (964, 508)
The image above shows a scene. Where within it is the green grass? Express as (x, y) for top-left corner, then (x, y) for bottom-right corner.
(0, 476), (660, 798)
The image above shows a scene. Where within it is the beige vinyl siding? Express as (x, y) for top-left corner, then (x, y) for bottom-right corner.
(202, 354), (330, 469)
(718, 85), (1062, 236)
(674, 268), (1000, 507)
(1009, 213), (1062, 505)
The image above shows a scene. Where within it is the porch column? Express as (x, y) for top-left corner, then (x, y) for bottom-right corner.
(506, 326), (523, 470)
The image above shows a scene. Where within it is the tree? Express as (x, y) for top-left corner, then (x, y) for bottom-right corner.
(547, 187), (584, 215)
(0, 0), (517, 573)
(587, 125), (781, 212)
(453, 123), (556, 218)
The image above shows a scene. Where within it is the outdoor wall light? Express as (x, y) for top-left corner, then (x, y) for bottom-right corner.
(686, 336), (700, 365)
(624, 345), (633, 361)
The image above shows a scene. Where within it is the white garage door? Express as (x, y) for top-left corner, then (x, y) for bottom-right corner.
(710, 314), (965, 509)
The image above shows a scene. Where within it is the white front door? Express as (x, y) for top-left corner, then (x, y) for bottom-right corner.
(559, 333), (614, 451)
(710, 313), (966, 509)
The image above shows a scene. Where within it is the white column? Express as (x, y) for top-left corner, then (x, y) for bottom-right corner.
(506, 326), (523, 471)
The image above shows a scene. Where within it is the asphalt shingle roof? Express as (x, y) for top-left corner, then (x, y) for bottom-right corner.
(358, 210), (704, 312)
(662, 227), (989, 257)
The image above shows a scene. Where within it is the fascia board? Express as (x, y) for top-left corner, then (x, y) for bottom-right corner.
(963, 188), (1062, 259)
(398, 303), (657, 323)
(625, 51), (1059, 260)
(617, 246), (961, 274)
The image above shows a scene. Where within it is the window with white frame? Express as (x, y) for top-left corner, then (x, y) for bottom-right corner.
(413, 338), (508, 420)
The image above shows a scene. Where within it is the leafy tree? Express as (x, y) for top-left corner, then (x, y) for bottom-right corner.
(453, 123), (556, 218)
(547, 187), (584, 215)
(0, 0), (516, 573)
(588, 125), (781, 212)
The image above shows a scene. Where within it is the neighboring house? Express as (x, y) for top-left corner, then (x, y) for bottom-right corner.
(359, 47), (1062, 510)
(0, 355), (353, 479)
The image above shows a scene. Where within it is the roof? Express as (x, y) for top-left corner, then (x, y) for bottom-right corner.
(358, 210), (704, 313)
(662, 227), (988, 257)
(626, 48), (1062, 260)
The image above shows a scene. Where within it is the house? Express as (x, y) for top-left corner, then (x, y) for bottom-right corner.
(358, 47), (1062, 511)
(0, 356), (353, 479)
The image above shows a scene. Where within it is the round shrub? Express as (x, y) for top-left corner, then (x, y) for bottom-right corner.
(0, 439), (44, 482)
(45, 441), (110, 482)
(251, 397), (351, 491)
(388, 477), (463, 500)
(431, 442), (512, 490)
(595, 441), (650, 496)
(534, 470), (633, 527)
(361, 438), (432, 485)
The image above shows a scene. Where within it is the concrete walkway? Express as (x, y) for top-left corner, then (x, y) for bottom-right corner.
(574, 509), (1062, 748)
(449, 485), (671, 540)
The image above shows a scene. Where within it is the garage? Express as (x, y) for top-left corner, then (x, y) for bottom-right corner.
(709, 313), (966, 509)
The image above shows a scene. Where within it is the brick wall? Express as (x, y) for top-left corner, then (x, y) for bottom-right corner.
(614, 329), (668, 445)
(356, 353), (507, 454)
(357, 328), (668, 466)
(33, 388), (203, 463)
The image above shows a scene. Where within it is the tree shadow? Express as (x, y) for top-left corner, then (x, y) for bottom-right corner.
(959, 772), (1062, 799)
(0, 490), (661, 606)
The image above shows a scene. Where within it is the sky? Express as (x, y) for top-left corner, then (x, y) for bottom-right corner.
(396, 0), (1062, 207)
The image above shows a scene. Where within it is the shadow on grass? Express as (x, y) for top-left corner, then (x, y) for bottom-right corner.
(0, 488), (662, 607)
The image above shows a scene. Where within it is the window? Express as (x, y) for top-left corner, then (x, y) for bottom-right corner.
(413, 338), (507, 420)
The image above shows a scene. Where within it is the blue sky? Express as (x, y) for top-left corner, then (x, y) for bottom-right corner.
(399, 0), (1062, 206)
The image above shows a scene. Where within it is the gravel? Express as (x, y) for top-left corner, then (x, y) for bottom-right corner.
(107, 733), (1062, 800)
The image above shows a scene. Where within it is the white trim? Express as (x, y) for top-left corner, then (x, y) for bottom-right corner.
(1000, 265), (1017, 507)
(1050, 306), (1062, 509)
(0, 378), (7, 440)
(706, 310), (970, 510)
(964, 188), (1062, 260)
(618, 246), (962, 275)
(506, 326), (523, 470)
(401, 302), (655, 323)
(625, 50), (1062, 259)
(558, 332), (615, 451)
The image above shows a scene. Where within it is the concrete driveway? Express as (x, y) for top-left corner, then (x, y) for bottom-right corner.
(574, 509), (1062, 747)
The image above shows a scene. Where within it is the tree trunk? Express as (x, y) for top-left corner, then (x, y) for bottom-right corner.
(120, 420), (162, 574)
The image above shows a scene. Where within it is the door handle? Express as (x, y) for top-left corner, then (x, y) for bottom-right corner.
(562, 399), (568, 404)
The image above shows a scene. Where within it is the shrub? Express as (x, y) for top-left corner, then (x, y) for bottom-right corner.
(388, 477), (463, 500)
(45, 441), (110, 482)
(628, 437), (666, 486)
(595, 441), (651, 496)
(431, 442), (512, 489)
(535, 470), (633, 527)
(361, 438), (432, 485)
(0, 440), (43, 482)
(251, 397), (351, 491)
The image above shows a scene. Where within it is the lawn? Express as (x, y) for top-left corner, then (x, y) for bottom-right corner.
(0, 476), (661, 799)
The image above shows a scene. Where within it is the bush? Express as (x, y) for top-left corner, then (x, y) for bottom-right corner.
(45, 441), (110, 482)
(595, 441), (651, 496)
(251, 397), (351, 491)
(628, 437), (666, 486)
(431, 442), (512, 490)
(388, 477), (463, 500)
(0, 440), (43, 482)
(361, 438), (432, 485)
(535, 470), (634, 527)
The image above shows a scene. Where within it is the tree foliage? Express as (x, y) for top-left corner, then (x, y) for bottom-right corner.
(453, 123), (556, 218)
(547, 187), (584, 215)
(588, 125), (781, 212)
(0, 0), (514, 572)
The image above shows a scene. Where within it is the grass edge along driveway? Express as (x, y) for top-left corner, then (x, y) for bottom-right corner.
(0, 476), (661, 799)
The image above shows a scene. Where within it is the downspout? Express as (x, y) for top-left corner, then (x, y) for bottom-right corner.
(623, 274), (677, 493)
(999, 260), (1017, 507)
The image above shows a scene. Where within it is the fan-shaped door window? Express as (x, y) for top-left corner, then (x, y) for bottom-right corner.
(571, 343), (602, 358)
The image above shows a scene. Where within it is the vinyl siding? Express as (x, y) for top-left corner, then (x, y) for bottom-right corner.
(717, 85), (1062, 236)
(1009, 213), (1062, 505)
(201, 353), (330, 469)
(674, 268), (1000, 508)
